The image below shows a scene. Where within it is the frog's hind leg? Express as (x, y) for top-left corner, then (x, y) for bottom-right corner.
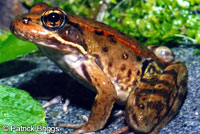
(150, 62), (188, 134)
(125, 62), (188, 134)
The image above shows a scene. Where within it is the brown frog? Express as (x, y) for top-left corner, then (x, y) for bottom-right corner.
(10, 3), (188, 134)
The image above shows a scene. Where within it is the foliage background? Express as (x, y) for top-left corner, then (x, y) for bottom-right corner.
(0, 0), (199, 63)
(29, 0), (200, 45)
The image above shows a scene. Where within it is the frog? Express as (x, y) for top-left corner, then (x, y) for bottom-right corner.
(10, 3), (188, 134)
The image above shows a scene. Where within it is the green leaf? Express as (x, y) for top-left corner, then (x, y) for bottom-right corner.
(0, 84), (47, 134)
(110, 0), (117, 4)
(0, 31), (38, 63)
(0, 31), (10, 44)
(193, 49), (199, 55)
(103, 0), (200, 46)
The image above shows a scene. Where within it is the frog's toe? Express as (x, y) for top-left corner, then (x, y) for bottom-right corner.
(72, 125), (97, 134)
(112, 126), (129, 134)
(42, 96), (62, 108)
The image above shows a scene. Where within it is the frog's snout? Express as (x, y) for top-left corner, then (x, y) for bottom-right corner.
(10, 16), (27, 40)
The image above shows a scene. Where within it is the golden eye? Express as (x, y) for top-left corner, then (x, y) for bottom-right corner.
(41, 9), (66, 30)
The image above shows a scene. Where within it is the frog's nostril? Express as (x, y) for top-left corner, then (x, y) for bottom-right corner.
(22, 17), (30, 24)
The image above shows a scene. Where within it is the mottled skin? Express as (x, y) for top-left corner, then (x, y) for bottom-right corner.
(10, 3), (188, 134)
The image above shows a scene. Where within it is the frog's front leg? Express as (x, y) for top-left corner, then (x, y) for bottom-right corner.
(125, 61), (188, 134)
(59, 57), (117, 134)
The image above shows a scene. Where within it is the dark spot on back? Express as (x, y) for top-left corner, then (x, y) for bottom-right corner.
(120, 64), (126, 71)
(142, 97), (146, 101)
(108, 35), (117, 43)
(127, 69), (132, 78)
(137, 70), (140, 76)
(102, 47), (108, 52)
(108, 62), (113, 67)
(136, 56), (142, 62)
(95, 30), (104, 35)
(36, 18), (41, 23)
(132, 80), (137, 86)
(122, 53), (129, 60)
(94, 77), (97, 81)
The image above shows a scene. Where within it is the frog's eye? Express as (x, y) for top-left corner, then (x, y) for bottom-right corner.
(42, 9), (66, 31)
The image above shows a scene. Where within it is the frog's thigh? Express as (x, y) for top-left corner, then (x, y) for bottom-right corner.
(152, 62), (188, 134)
(125, 62), (188, 134)
(75, 61), (117, 133)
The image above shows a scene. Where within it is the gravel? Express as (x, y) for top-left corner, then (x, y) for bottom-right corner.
(0, 45), (199, 134)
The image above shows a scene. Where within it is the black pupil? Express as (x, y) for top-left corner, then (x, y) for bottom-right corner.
(48, 13), (60, 22)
